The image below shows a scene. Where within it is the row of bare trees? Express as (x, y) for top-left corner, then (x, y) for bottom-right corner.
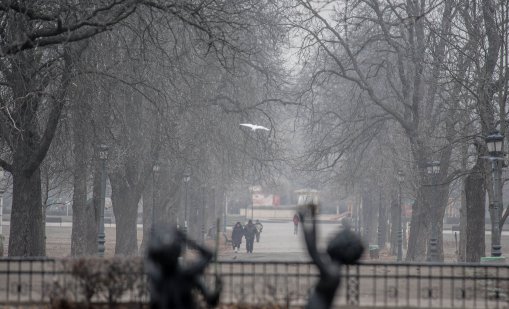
(0, 1), (286, 256)
(288, 0), (509, 261)
(1, 0), (508, 262)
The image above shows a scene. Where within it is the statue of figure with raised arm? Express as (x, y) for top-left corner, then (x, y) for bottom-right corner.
(146, 227), (222, 309)
(298, 204), (364, 309)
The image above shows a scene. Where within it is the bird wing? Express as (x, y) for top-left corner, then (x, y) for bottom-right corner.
(255, 125), (270, 131)
(240, 123), (255, 129)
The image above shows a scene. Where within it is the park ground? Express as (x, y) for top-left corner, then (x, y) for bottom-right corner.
(0, 220), (508, 262)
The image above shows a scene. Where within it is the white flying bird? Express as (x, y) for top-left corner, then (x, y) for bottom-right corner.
(240, 123), (270, 131)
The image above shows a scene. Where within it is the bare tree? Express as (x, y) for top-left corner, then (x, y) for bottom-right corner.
(288, 0), (467, 260)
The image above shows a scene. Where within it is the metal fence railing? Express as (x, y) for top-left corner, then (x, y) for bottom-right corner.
(0, 258), (508, 308)
(211, 261), (509, 308)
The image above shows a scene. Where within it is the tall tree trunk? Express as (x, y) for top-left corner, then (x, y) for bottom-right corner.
(463, 163), (486, 262)
(361, 187), (376, 245)
(160, 172), (180, 228)
(9, 168), (45, 256)
(91, 155), (102, 247)
(111, 177), (139, 256)
(377, 190), (387, 249)
(189, 184), (201, 240)
(71, 99), (95, 256)
(5, 49), (74, 256)
(71, 140), (92, 256)
(389, 191), (398, 256)
(140, 186), (154, 253)
(406, 188), (431, 261)
(429, 183), (448, 262)
(458, 181), (467, 262)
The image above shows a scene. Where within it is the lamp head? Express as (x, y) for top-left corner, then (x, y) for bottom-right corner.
(397, 170), (404, 182)
(183, 169), (191, 183)
(153, 163), (160, 173)
(98, 144), (109, 160)
(486, 131), (504, 156)
(426, 160), (440, 174)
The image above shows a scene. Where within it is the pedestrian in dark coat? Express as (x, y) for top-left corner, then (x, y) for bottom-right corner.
(293, 213), (300, 235)
(244, 220), (257, 253)
(231, 222), (244, 253)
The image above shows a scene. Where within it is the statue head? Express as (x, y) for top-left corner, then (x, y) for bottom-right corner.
(326, 227), (364, 265)
(148, 227), (184, 274)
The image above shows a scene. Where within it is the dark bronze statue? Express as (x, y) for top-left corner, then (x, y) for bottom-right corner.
(298, 204), (364, 309)
(146, 227), (222, 309)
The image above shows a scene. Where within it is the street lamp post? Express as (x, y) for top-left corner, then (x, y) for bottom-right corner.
(0, 167), (5, 242)
(183, 169), (191, 231)
(251, 187), (254, 220)
(486, 131), (504, 257)
(201, 185), (207, 244)
(377, 187), (383, 249)
(427, 160), (440, 262)
(397, 170), (404, 262)
(97, 145), (109, 257)
(223, 191), (228, 233)
(152, 163), (160, 237)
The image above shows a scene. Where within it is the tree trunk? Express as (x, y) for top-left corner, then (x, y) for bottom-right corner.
(458, 182), (467, 262)
(406, 188), (430, 261)
(430, 184), (448, 262)
(463, 164), (485, 262)
(71, 100), (95, 256)
(111, 177), (139, 256)
(189, 184), (201, 240)
(9, 169), (45, 256)
(5, 50), (75, 256)
(361, 188), (376, 245)
(140, 185), (154, 253)
(156, 165), (179, 228)
(389, 191), (399, 256)
(71, 144), (92, 256)
(377, 190), (387, 249)
(92, 153), (102, 241)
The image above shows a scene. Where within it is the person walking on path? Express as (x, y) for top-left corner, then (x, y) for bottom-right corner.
(254, 220), (264, 242)
(244, 220), (257, 253)
(293, 213), (300, 235)
(231, 222), (244, 253)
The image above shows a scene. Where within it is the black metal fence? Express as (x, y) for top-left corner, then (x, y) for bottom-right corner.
(212, 261), (509, 308)
(0, 258), (508, 308)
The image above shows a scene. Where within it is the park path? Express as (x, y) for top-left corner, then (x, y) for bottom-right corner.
(218, 221), (342, 262)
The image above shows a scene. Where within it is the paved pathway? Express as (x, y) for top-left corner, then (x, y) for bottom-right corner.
(218, 221), (341, 261)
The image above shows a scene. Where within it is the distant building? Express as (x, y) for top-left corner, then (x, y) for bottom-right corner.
(295, 188), (319, 206)
(250, 186), (280, 207)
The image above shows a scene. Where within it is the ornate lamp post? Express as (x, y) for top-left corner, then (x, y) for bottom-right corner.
(97, 144), (109, 257)
(0, 167), (4, 241)
(152, 163), (160, 236)
(377, 187), (384, 250)
(201, 184), (207, 244)
(223, 189), (228, 233)
(486, 131), (504, 257)
(396, 170), (404, 262)
(427, 160), (440, 262)
(250, 186), (254, 220)
(183, 169), (191, 236)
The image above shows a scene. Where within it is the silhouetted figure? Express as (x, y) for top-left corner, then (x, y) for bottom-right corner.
(299, 204), (364, 309)
(146, 227), (222, 309)
(244, 219), (257, 253)
(254, 220), (263, 242)
(293, 213), (300, 235)
(231, 222), (244, 253)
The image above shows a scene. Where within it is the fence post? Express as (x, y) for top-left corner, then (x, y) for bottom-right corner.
(346, 264), (360, 306)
